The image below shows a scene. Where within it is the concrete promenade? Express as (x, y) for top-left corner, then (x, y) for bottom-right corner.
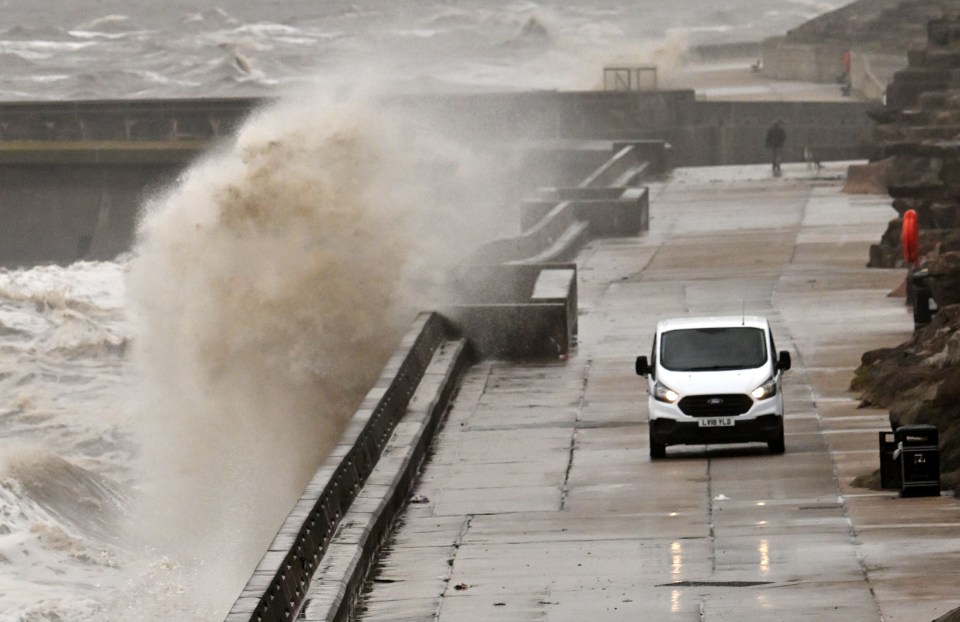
(355, 162), (960, 621)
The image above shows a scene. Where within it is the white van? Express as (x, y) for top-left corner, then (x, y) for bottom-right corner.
(635, 316), (791, 459)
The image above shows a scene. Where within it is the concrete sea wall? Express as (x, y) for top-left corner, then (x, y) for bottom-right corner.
(761, 38), (849, 83)
(0, 155), (182, 264)
(409, 90), (874, 166)
(760, 37), (908, 102)
(225, 312), (464, 622)
(0, 93), (873, 266)
(0, 98), (251, 266)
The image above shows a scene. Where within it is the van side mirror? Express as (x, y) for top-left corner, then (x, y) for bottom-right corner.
(636, 355), (651, 376)
(778, 351), (792, 372)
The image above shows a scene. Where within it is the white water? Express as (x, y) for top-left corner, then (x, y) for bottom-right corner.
(0, 1), (855, 620)
(0, 0), (852, 100)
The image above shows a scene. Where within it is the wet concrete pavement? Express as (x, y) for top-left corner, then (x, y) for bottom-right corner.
(355, 162), (960, 621)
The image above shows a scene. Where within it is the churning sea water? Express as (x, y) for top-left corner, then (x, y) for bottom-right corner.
(0, 1), (852, 620)
(0, 0), (849, 100)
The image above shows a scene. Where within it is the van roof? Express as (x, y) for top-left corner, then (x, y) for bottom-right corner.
(656, 316), (770, 332)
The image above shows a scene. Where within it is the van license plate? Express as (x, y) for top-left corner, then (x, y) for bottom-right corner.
(698, 417), (734, 427)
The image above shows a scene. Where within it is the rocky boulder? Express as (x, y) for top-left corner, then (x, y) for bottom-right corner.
(927, 251), (960, 306)
(783, 0), (955, 52)
(852, 303), (960, 492)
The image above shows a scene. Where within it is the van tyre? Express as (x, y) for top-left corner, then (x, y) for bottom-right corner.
(768, 423), (786, 455)
(649, 427), (666, 460)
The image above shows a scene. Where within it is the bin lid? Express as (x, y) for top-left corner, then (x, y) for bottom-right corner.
(895, 424), (937, 433)
(895, 424), (938, 444)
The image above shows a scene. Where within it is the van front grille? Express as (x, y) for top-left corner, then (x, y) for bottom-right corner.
(678, 394), (753, 417)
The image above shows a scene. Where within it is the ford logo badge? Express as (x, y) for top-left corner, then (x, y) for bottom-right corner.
(707, 398), (724, 405)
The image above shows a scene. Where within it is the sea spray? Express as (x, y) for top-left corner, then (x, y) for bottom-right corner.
(124, 87), (514, 615)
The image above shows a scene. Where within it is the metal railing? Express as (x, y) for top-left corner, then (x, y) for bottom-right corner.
(603, 65), (658, 92)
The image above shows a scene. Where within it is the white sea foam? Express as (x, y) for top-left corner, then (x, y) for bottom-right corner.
(0, 261), (132, 621)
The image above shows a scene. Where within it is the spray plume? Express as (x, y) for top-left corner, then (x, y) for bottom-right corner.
(122, 88), (511, 614)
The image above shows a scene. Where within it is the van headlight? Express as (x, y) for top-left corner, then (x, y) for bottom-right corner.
(653, 382), (680, 404)
(751, 377), (777, 400)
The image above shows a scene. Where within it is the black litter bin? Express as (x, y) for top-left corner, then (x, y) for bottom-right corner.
(910, 270), (937, 329)
(894, 424), (941, 498)
(878, 430), (900, 490)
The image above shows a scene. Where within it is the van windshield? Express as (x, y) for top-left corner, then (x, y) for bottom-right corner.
(660, 327), (767, 371)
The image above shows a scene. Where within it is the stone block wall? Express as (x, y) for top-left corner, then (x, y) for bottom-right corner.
(867, 15), (960, 268)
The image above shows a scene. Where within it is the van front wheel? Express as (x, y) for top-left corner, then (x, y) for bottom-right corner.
(768, 423), (785, 455)
(649, 427), (666, 460)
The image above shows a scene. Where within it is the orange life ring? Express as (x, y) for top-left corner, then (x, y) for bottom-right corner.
(902, 209), (919, 265)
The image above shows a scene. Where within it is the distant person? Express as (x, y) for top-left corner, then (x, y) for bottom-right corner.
(839, 51), (853, 96)
(803, 146), (822, 173)
(765, 120), (786, 176)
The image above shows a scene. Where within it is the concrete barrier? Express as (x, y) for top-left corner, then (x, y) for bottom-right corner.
(531, 266), (578, 348)
(448, 262), (576, 305)
(299, 338), (470, 622)
(850, 52), (907, 102)
(468, 199), (582, 265)
(445, 262), (578, 358)
(226, 312), (462, 622)
(615, 139), (673, 176)
(684, 100), (874, 165)
(524, 188), (649, 237)
(580, 144), (645, 188)
(758, 38), (909, 105)
(444, 141), (655, 358)
(400, 89), (873, 167)
(445, 302), (571, 359)
(760, 37), (847, 83)
(474, 142), (655, 265)
(520, 193), (648, 240)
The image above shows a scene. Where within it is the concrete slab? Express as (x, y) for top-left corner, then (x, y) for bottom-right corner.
(667, 59), (866, 103)
(355, 162), (959, 620)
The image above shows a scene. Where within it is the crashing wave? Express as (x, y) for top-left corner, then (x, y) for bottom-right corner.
(0, 447), (126, 542)
(41, 308), (128, 358)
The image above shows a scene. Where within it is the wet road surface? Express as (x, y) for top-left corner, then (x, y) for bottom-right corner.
(355, 163), (960, 621)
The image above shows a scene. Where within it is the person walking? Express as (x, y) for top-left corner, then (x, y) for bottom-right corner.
(765, 120), (786, 176)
